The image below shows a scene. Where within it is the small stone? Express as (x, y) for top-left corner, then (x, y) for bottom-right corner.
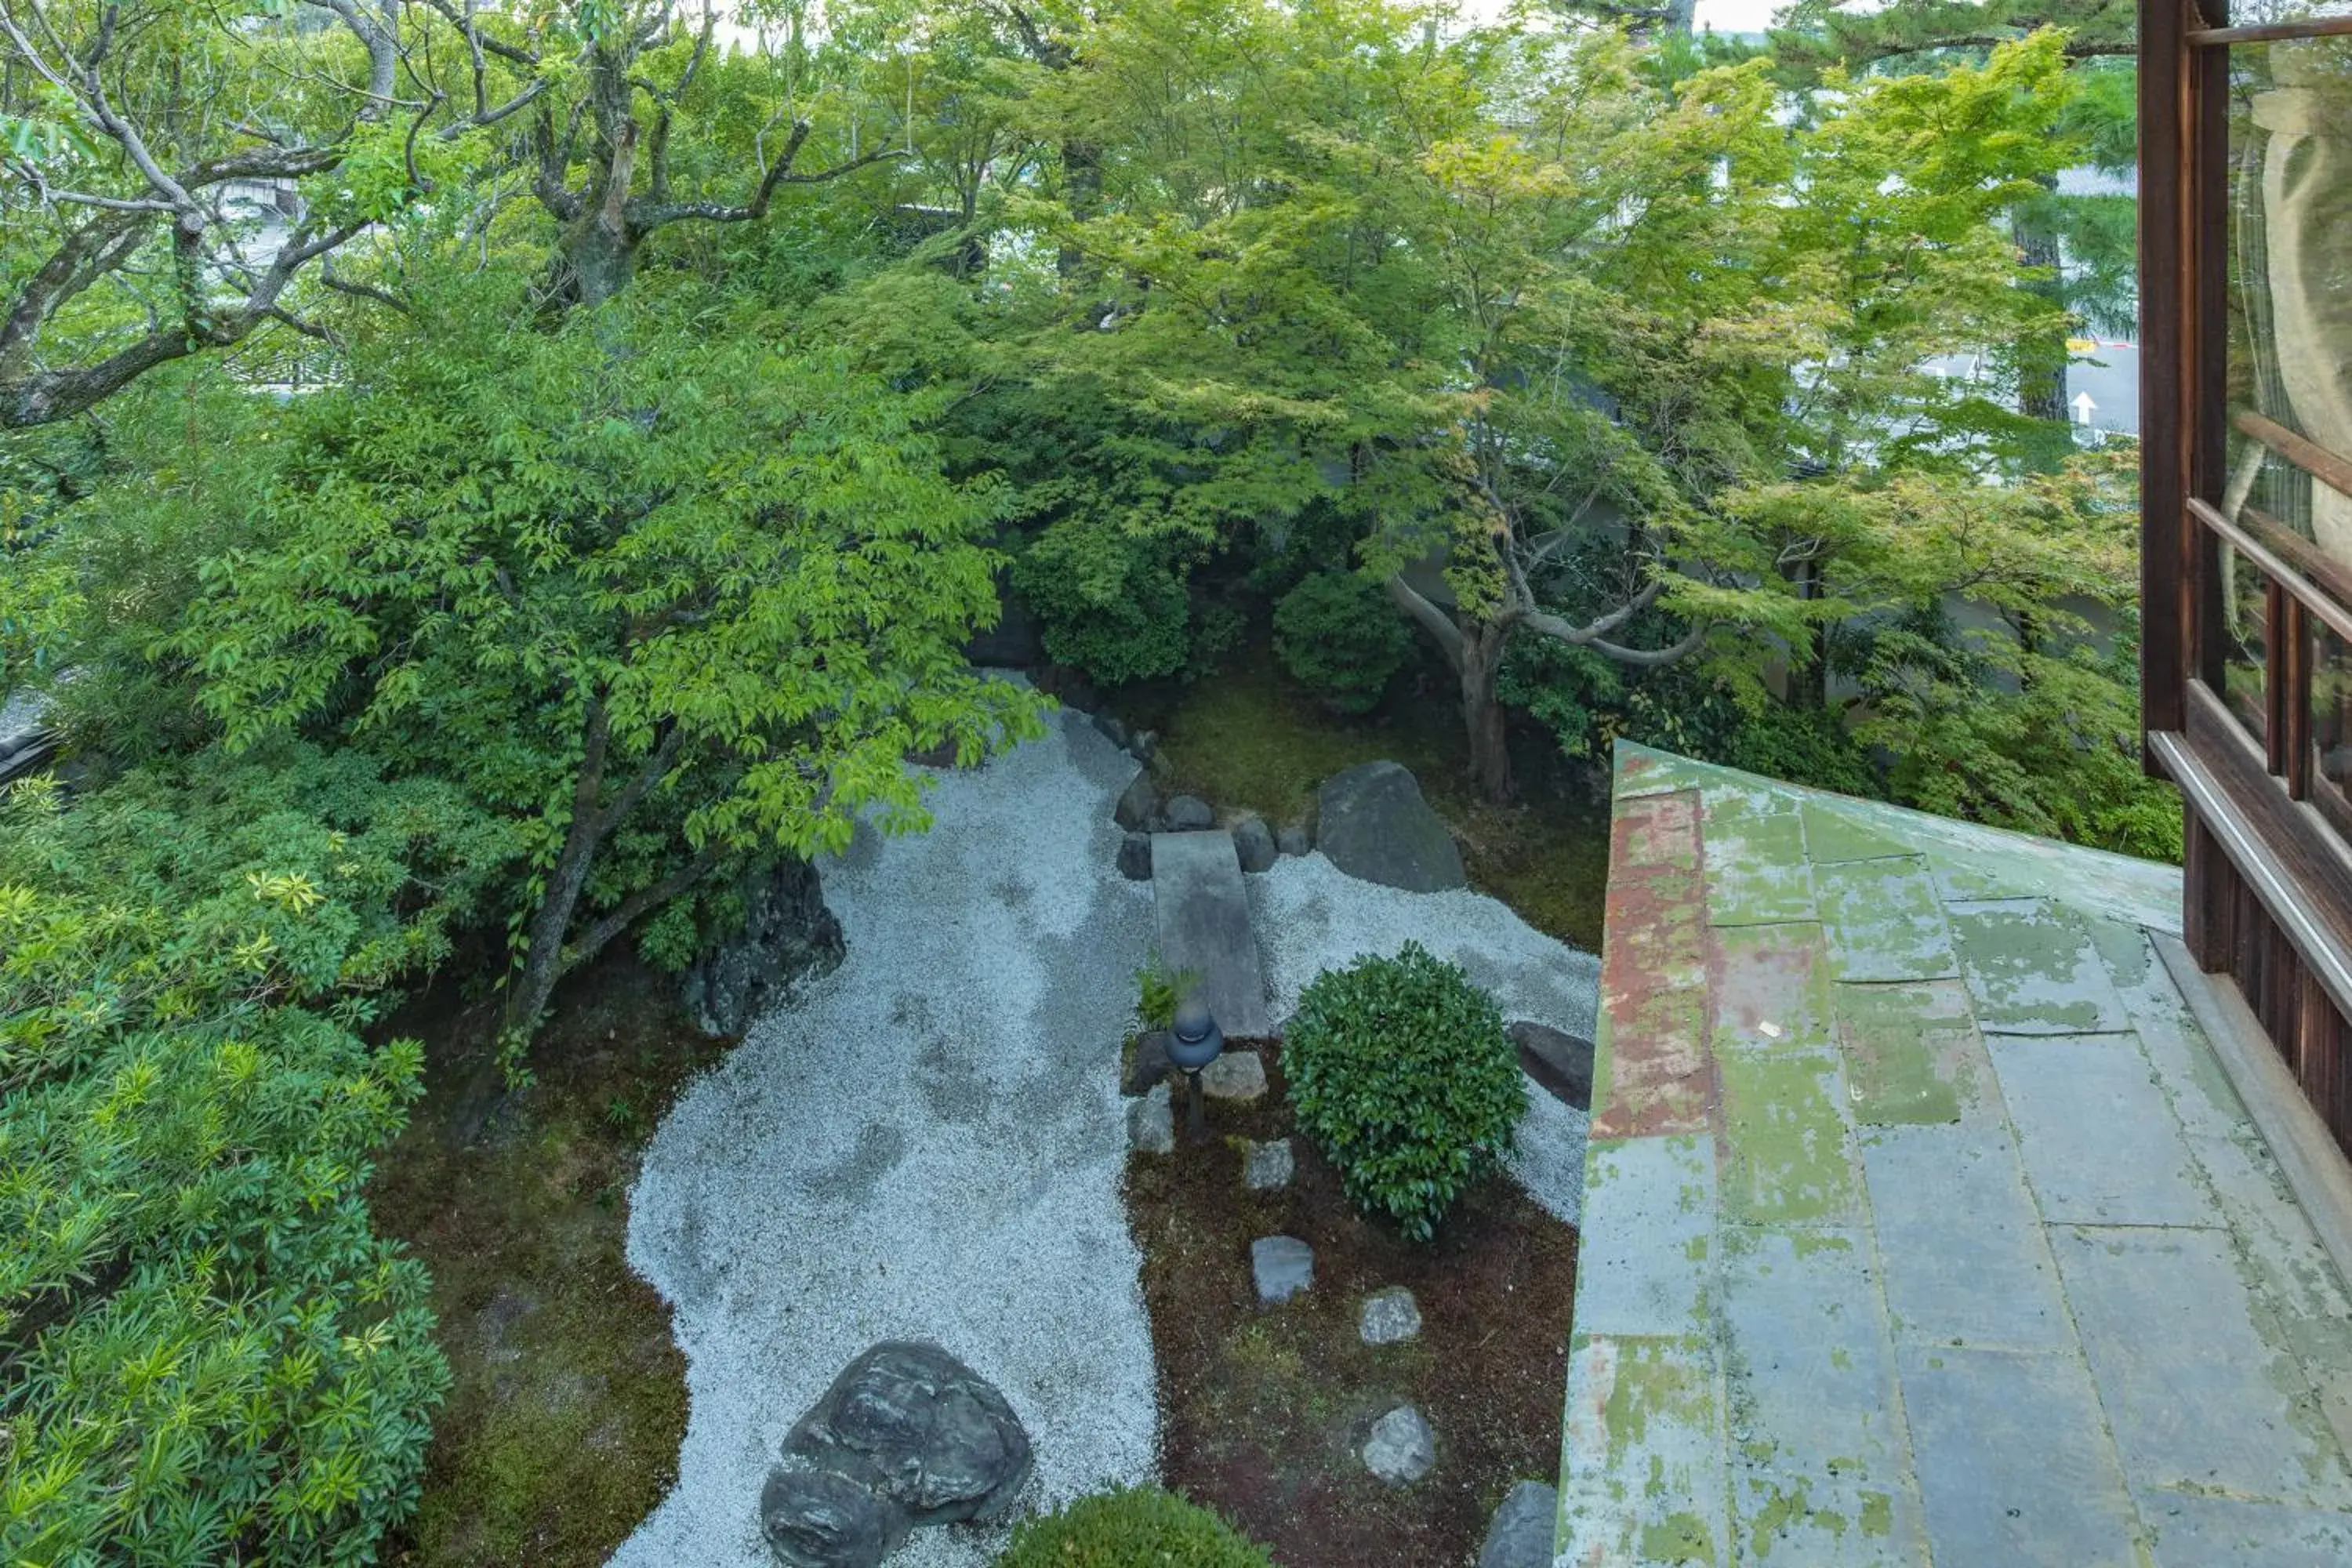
(1128, 1082), (1174, 1154)
(1166, 794), (1214, 831)
(758, 1466), (908, 1568)
(1477, 1480), (1559, 1568)
(1116, 832), (1153, 880)
(1276, 824), (1310, 858)
(1251, 1235), (1314, 1305)
(1092, 711), (1131, 749)
(1200, 1050), (1266, 1101)
(1123, 1032), (1171, 1096)
(1359, 1287), (1423, 1345)
(1130, 729), (1158, 761)
(1361, 1404), (1436, 1485)
(1114, 771), (1157, 832)
(1232, 815), (1277, 873)
(1243, 1138), (1294, 1191)
(1508, 1021), (1595, 1112)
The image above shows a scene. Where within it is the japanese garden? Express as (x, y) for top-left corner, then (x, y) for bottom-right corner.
(10, 2), (2352, 1566)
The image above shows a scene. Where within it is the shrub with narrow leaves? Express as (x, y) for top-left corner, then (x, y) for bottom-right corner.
(1283, 942), (1526, 1241)
(0, 750), (498, 1565)
(996, 1486), (1276, 1567)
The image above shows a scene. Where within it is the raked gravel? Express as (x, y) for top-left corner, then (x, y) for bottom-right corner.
(614, 713), (1602, 1563)
(614, 709), (1160, 1567)
(1249, 855), (1600, 1226)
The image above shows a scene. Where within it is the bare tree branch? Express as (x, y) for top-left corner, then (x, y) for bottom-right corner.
(632, 121), (898, 232)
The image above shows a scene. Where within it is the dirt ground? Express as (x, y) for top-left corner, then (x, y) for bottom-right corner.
(368, 953), (725, 1568)
(1123, 1040), (1578, 1568)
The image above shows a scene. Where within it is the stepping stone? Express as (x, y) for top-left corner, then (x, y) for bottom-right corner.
(1478, 1480), (1559, 1568)
(1251, 1236), (1313, 1305)
(1201, 1050), (1267, 1101)
(1116, 832), (1152, 880)
(1150, 831), (1274, 1039)
(1127, 1083), (1174, 1155)
(1362, 1404), (1436, 1484)
(1243, 1138), (1294, 1190)
(1359, 1287), (1422, 1345)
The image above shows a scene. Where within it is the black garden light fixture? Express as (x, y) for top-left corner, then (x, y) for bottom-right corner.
(1166, 997), (1223, 1142)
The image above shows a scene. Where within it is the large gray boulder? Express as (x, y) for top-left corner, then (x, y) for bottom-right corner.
(1478, 1480), (1560, 1568)
(758, 1467), (909, 1568)
(681, 858), (845, 1037)
(781, 1341), (1033, 1527)
(1315, 761), (1465, 891)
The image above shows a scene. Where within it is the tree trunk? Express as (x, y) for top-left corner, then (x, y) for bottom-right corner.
(1461, 622), (1515, 805)
(506, 808), (606, 1042)
(1788, 559), (1828, 712)
(560, 220), (638, 310)
(2015, 176), (2071, 467)
(501, 703), (691, 1046)
(1058, 140), (1101, 282)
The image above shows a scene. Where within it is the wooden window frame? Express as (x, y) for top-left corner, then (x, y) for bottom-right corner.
(2143, 0), (2352, 1162)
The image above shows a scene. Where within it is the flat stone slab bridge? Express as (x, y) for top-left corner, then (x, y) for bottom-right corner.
(1149, 829), (1273, 1040)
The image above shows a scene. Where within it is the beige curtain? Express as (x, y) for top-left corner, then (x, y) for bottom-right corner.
(2255, 42), (2352, 561)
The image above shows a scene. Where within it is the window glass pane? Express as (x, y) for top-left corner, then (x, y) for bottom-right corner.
(2223, 543), (2272, 742)
(2314, 619), (2352, 803)
(2241, 2), (2352, 24)
(2227, 34), (2352, 557)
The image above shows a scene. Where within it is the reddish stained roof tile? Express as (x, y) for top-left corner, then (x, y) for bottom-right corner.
(1594, 789), (1717, 1139)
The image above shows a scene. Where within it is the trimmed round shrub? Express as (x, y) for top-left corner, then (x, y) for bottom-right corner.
(1283, 942), (1526, 1241)
(1272, 570), (1412, 713)
(995, 1486), (1275, 1567)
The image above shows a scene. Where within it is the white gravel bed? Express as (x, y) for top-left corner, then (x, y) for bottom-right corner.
(1248, 855), (1600, 1226)
(613, 715), (1606, 1564)
(613, 710), (1160, 1567)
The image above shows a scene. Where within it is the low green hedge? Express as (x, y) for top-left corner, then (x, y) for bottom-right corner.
(996, 1485), (1276, 1566)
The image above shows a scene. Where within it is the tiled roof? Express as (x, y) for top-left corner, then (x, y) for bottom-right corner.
(1556, 743), (2352, 1566)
